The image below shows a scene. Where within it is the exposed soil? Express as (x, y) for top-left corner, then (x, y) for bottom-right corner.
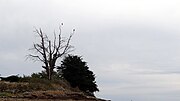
(0, 98), (102, 101)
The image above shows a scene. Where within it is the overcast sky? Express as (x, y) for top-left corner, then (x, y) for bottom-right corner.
(1, 0), (180, 101)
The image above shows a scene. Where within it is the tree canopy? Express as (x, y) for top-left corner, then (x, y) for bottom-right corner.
(58, 55), (99, 95)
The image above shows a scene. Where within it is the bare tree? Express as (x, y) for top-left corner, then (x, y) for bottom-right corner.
(28, 23), (75, 80)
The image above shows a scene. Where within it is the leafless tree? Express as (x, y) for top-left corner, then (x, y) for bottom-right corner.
(28, 23), (75, 80)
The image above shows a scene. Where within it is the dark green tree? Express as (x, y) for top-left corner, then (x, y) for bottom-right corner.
(58, 55), (99, 95)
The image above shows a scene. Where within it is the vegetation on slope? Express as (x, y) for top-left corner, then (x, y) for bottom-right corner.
(0, 72), (107, 101)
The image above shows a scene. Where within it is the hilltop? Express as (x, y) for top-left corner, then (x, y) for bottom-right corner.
(0, 78), (109, 101)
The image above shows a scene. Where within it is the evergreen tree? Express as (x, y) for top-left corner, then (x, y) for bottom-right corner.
(58, 55), (99, 95)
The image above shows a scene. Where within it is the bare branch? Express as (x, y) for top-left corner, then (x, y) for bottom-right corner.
(33, 44), (44, 55)
(28, 24), (74, 80)
(52, 31), (57, 54)
(49, 40), (52, 63)
(28, 54), (44, 62)
(61, 30), (75, 56)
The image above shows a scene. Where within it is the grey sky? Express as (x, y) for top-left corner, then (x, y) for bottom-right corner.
(1, 0), (180, 101)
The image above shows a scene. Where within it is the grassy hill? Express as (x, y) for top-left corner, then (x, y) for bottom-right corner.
(0, 78), (109, 101)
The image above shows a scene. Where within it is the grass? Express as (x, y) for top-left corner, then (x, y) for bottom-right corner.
(0, 92), (14, 97)
(0, 74), (104, 101)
